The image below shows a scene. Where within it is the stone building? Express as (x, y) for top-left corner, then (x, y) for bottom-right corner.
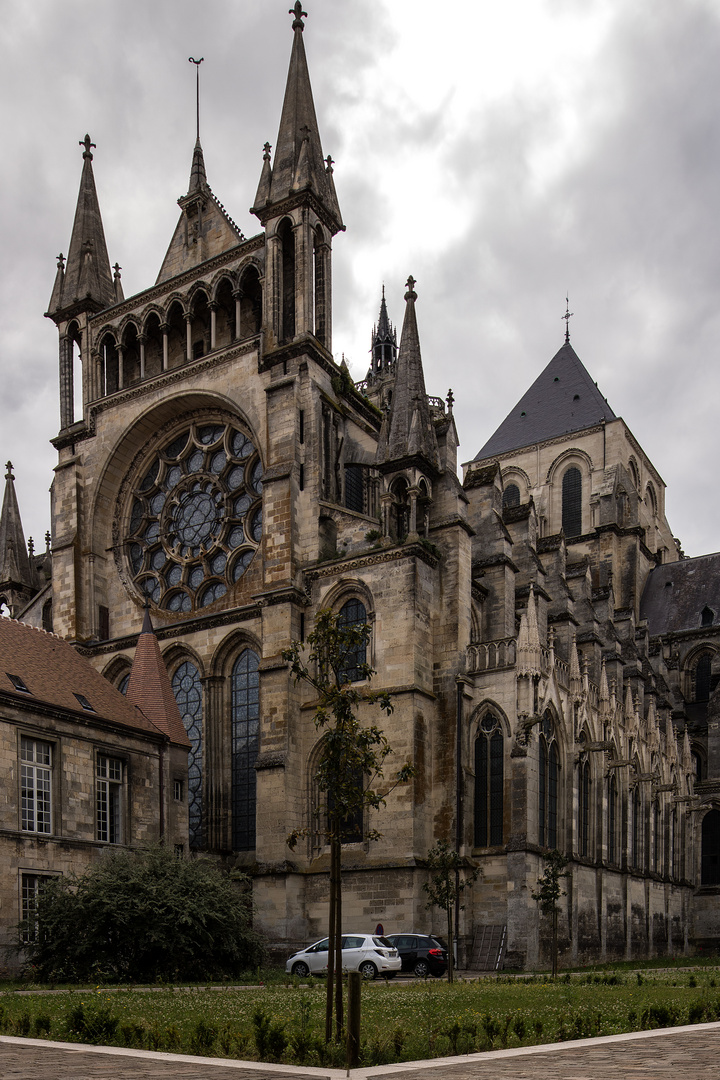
(1, 6), (719, 968)
(0, 609), (189, 972)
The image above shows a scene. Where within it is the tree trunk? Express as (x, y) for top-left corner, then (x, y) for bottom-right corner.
(551, 907), (558, 979)
(325, 835), (338, 1042)
(446, 898), (454, 983)
(334, 834), (343, 1042)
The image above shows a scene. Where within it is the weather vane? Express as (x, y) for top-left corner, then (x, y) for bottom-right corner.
(562, 294), (574, 344)
(188, 57), (204, 142)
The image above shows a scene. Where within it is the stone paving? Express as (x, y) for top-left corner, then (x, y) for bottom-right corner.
(3, 1023), (720, 1079)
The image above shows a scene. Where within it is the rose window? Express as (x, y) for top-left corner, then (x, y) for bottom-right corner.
(124, 421), (262, 612)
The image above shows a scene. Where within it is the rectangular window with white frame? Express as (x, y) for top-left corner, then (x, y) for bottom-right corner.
(20, 737), (53, 834)
(96, 754), (124, 843)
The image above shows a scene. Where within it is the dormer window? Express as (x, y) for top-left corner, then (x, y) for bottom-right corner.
(7, 673), (30, 694)
(73, 692), (95, 712)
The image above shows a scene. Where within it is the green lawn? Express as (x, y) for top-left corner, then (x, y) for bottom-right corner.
(2, 970), (720, 1067)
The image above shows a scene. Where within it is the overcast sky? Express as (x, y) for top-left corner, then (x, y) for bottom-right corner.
(1, 0), (718, 558)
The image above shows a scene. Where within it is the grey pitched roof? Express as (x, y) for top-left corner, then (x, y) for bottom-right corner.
(474, 342), (617, 460)
(640, 552), (720, 636)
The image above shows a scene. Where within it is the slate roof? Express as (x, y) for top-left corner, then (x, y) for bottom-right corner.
(474, 342), (616, 460)
(0, 618), (166, 739)
(640, 552), (720, 636)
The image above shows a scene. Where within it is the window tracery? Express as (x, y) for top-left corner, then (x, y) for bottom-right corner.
(231, 649), (260, 851)
(539, 713), (559, 848)
(172, 660), (203, 849)
(474, 713), (504, 847)
(124, 421), (262, 612)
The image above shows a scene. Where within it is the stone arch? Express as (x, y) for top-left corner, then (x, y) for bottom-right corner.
(277, 216), (296, 343)
(238, 263), (262, 339)
(101, 654), (133, 689)
(628, 456), (640, 491)
(121, 320), (142, 388)
(142, 309), (164, 379)
(165, 298), (187, 369)
(211, 626), (263, 677)
(546, 448), (592, 537)
(99, 330), (120, 396)
(188, 286), (211, 360)
(212, 274), (236, 350)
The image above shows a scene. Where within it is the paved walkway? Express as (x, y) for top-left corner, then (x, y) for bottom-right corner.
(3, 1023), (720, 1079)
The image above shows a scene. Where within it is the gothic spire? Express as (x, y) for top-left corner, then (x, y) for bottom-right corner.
(0, 462), (33, 598)
(46, 136), (116, 321)
(125, 606), (190, 747)
(377, 278), (439, 470)
(187, 136), (208, 195)
(370, 286), (397, 376)
(252, 5), (343, 231)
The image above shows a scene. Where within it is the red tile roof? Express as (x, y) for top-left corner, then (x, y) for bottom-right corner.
(0, 617), (165, 738)
(125, 608), (190, 748)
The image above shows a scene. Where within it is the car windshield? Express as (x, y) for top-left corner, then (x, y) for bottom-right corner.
(373, 936), (393, 947)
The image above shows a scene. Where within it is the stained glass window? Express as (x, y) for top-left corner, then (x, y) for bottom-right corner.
(231, 650), (260, 851)
(562, 467), (582, 537)
(539, 715), (559, 848)
(172, 662), (203, 849)
(124, 421), (262, 611)
(474, 714), (503, 847)
(337, 599), (368, 683)
(502, 484), (520, 510)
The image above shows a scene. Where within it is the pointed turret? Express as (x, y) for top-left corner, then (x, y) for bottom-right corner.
(377, 278), (439, 470)
(0, 463), (36, 616)
(251, 4), (343, 232)
(46, 136), (116, 321)
(156, 136), (244, 284)
(369, 286), (398, 379)
(125, 606), (190, 747)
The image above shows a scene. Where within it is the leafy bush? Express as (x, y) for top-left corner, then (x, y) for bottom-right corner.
(21, 844), (264, 982)
(65, 1001), (119, 1044)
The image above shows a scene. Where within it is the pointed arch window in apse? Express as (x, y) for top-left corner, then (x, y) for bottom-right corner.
(172, 661), (203, 849)
(562, 466), (582, 537)
(474, 714), (504, 847)
(539, 714), (559, 848)
(232, 649), (260, 851)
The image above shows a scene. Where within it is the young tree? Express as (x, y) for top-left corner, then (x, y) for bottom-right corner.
(283, 608), (414, 1043)
(531, 849), (569, 978)
(422, 839), (480, 983)
(19, 844), (263, 982)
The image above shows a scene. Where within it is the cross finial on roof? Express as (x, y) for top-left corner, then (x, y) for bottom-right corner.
(4, 462), (13, 481)
(112, 262), (122, 281)
(45, 530), (51, 552)
(325, 153), (334, 173)
(562, 294), (574, 344)
(80, 134), (95, 160)
(446, 388), (454, 414)
(263, 142), (272, 161)
(405, 275), (417, 301)
(56, 253), (65, 271)
(290, 2), (308, 30)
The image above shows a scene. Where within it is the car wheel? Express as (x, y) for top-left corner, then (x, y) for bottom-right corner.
(359, 961), (377, 980)
(292, 961), (310, 978)
(414, 960), (430, 978)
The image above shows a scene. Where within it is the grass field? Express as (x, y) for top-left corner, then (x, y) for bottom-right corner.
(2, 969), (720, 1067)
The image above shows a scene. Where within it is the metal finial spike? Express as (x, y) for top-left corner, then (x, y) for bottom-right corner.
(189, 57), (204, 142)
(80, 134), (96, 160)
(290, 2), (308, 30)
(562, 294), (574, 344)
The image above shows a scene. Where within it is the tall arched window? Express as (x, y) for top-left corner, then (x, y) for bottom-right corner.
(502, 484), (520, 510)
(561, 466), (582, 537)
(278, 218), (296, 344)
(172, 661), (203, 849)
(231, 649), (260, 851)
(695, 654), (713, 701)
(652, 801), (660, 872)
(579, 761), (590, 857)
(701, 809), (720, 885)
(539, 714), (559, 848)
(631, 785), (641, 869)
(607, 776), (617, 864)
(337, 599), (368, 683)
(474, 714), (504, 847)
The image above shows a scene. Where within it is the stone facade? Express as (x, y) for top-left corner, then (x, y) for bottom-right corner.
(1, 9), (719, 970)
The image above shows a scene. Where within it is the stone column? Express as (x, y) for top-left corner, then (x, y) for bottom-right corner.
(117, 344), (125, 391)
(59, 334), (74, 429)
(184, 312), (193, 362)
(232, 289), (243, 340)
(209, 302), (217, 351)
(161, 323), (169, 370)
(138, 333), (146, 380)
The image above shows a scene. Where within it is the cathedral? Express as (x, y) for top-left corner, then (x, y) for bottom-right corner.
(1, 5), (719, 969)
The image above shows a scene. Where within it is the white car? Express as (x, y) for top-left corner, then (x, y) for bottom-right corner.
(286, 934), (401, 980)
